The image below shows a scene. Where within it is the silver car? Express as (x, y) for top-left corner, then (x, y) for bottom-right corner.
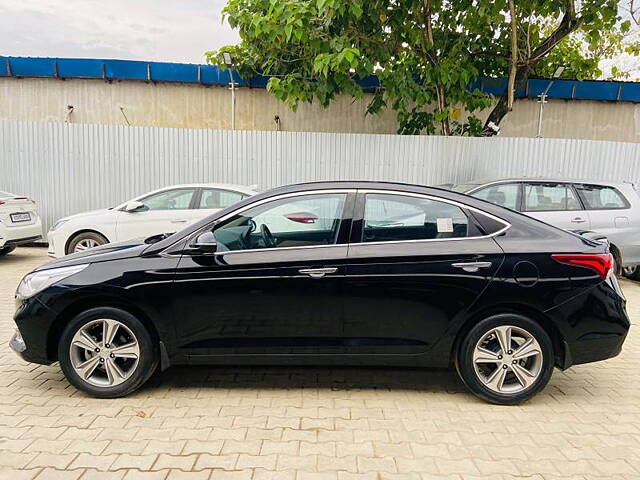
(448, 178), (640, 277)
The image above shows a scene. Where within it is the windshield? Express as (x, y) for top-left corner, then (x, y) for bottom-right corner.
(450, 183), (480, 193)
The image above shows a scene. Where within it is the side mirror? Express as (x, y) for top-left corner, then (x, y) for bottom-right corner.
(188, 231), (217, 254)
(124, 200), (145, 213)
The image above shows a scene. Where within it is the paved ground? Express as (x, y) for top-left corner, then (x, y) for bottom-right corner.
(0, 247), (639, 480)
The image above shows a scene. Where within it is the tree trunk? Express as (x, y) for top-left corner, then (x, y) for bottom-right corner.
(482, 1), (580, 136)
(507, 0), (518, 111)
(482, 64), (531, 135)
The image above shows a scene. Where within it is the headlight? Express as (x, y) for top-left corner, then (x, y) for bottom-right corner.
(50, 218), (69, 231)
(16, 264), (89, 299)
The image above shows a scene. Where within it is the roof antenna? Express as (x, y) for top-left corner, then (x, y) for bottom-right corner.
(120, 106), (131, 126)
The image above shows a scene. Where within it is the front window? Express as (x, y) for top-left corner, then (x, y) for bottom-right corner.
(199, 189), (247, 209)
(523, 183), (580, 212)
(471, 183), (520, 210)
(212, 193), (347, 251)
(362, 193), (469, 242)
(140, 188), (195, 211)
(575, 184), (629, 210)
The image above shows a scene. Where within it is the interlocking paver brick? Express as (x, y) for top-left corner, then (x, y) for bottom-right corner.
(1, 248), (639, 480)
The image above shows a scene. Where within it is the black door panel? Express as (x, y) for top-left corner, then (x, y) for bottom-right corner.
(344, 236), (503, 354)
(172, 246), (349, 356)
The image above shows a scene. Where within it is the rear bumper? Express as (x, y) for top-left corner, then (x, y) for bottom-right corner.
(563, 332), (627, 367)
(551, 281), (630, 369)
(3, 219), (43, 245)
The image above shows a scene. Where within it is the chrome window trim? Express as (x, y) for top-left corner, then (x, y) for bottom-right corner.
(356, 189), (511, 246)
(161, 189), (355, 256)
(161, 187), (511, 257)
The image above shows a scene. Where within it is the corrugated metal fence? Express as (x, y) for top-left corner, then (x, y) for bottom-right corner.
(1, 120), (639, 234)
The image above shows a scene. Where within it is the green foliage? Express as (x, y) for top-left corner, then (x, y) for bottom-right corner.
(207, 0), (634, 136)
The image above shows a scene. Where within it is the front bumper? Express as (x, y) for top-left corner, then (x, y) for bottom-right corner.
(11, 296), (57, 365)
(47, 230), (65, 258)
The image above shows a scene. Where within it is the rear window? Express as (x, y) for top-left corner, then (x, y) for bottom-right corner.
(523, 183), (581, 212)
(575, 184), (629, 210)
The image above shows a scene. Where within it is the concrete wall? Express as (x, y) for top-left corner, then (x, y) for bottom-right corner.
(1, 77), (639, 142)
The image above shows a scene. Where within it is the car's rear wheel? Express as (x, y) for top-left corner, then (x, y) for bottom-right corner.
(58, 307), (158, 398)
(622, 265), (640, 281)
(456, 314), (554, 405)
(67, 231), (108, 254)
(0, 246), (16, 256)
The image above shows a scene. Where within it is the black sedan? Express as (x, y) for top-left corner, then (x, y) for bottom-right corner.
(10, 182), (629, 404)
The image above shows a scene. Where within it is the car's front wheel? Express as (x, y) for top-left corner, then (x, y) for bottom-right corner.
(58, 307), (158, 398)
(456, 314), (554, 405)
(67, 231), (108, 255)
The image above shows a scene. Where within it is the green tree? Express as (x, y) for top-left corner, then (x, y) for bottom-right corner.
(207, 0), (633, 136)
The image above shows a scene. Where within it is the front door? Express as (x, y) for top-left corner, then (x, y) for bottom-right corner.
(115, 187), (197, 241)
(170, 191), (355, 359)
(343, 192), (504, 355)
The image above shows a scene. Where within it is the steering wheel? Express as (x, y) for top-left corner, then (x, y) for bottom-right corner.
(260, 224), (276, 248)
(240, 219), (256, 249)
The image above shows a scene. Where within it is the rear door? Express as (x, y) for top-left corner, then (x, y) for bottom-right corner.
(522, 182), (590, 230)
(342, 191), (505, 355)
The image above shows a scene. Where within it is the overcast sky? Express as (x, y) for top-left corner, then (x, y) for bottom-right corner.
(0, 0), (239, 64)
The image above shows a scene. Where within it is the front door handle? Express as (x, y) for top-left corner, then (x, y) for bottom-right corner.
(571, 217), (587, 223)
(299, 267), (338, 278)
(451, 261), (492, 273)
(171, 219), (188, 224)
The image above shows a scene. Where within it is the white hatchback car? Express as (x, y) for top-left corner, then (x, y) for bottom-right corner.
(0, 191), (43, 256)
(448, 178), (640, 274)
(47, 183), (257, 258)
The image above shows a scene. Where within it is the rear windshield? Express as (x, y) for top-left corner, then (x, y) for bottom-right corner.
(450, 184), (480, 193)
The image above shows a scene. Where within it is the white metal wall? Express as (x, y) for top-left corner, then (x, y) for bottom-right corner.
(1, 120), (639, 234)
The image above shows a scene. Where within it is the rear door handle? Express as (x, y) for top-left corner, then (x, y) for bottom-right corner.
(571, 217), (587, 223)
(171, 219), (188, 224)
(299, 267), (338, 278)
(451, 261), (492, 273)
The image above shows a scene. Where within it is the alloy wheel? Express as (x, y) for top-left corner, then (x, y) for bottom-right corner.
(472, 325), (543, 394)
(69, 318), (140, 387)
(74, 238), (100, 252)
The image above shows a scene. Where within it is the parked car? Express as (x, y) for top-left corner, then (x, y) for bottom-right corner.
(12, 181), (629, 404)
(47, 183), (257, 258)
(0, 190), (43, 256)
(447, 179), (640, 275)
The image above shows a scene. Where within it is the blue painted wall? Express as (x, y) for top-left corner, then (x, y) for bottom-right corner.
(1, 56), (638, 102)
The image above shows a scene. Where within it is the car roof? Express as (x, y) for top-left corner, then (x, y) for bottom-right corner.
(454, 177), (630, 188)
(133, 183), (258, 198)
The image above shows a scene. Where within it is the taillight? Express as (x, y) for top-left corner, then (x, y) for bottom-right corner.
(0, 201), (5, 205)
(285, 212), (318, 224)
(13, 197), (28, 200)
(551, 253), (614, 280)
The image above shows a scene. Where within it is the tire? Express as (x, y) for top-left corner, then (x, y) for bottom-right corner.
(66, 231), (108, 255)
(456, 314), (554, 405)
(58, 307), (158, 398)
(0, 246), (16, 256)
(622, 265), (640, 281)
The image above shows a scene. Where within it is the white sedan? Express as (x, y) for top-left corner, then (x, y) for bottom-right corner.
(0, 191), (43, 256)
(47, 183), (257, 258)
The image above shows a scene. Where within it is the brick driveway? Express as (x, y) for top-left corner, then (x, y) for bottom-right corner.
(1, 248), (639, 480)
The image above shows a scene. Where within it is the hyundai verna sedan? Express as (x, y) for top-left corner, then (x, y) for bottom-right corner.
(11, 182), (629, 404)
